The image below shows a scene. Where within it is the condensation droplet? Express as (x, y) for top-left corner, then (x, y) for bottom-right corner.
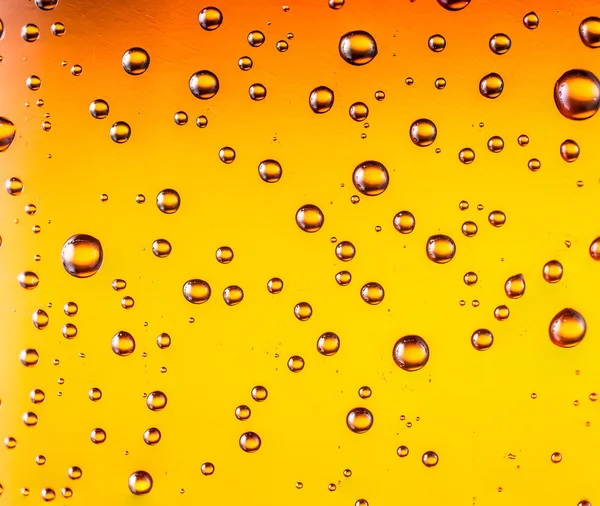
(479, 73), (504, 98)
(471, 329), (494, 351)
(18, 271), (40, 289)
(174, 111), (188, 125)
(296, 204), (324, 232)
(32, 309), (49, 330)
(122, 48), (150, 75)
(88, 388), (102, 401)
(426, 235), (456, 263)
(428, 34), (446, 52)
(30, 389), (45, 403)
(523, 11), (539, 29)
(251, 386), (268, 402)
(258, 159), (282, 183)
(397, 445), (409, 457)
(349, 102), (368, 121)
(435, 77), (447, 90)
(189, 70), (219, 99)
(360, 282), (384, 305)
(267, 277), (283, 294)
(494, 305), (510, 321)
(352, 160), (389, 196)
(90, 428), (106, 444)
(580, 17), (600, 48)
(590, 237), (600, 260)
(249, 83), (267, 101)
(505, 274), (525, 299)
(339, 31), (378, 65)
(248, 30), (265, 47)
(219, 146), (236, 164)
(422, 451), (439, 467)
(51, 22), (65, 36)
(110, 121), (131, 143)
(543, 260), (563, 283)
(294, 302), (313, 321)
(61, 234), (103, 278)
(549, 308), (586, 348)
(183, 279), (211, 304)
(393, 335), (429, 371)
(235, 405), (251, 420)
(198, 7), (223, 31)
(462, 221), (478, 237)
(437, 0), (470, 11)
(128, 471), (153, 495)
(309, 86), (334, 114)
(223, 285), (244, 306)
(201, 462), (215, 475)
(489, 33), (511, 55)
(560, 139), (580, 162)
(89, 99), (109, 119)
(146, 391), (167, 411)
(554, 69), (600, 120)
(157, 332), (171, 349)
(464, 272), (478, 285)
(488, 136), (504, 152)
(111, 331), (135, 356)
(152, 239), (171, 258)
(239, 431), (262, 452)
(335, 241), (356, 261)
(410, 119), (437, 147)
(459, 148), (475, 164)
(551, 452), (562, 463)
(287, 355), (305, 372)
(0, 118), (16, 152)
(22, 24), (40, 42)
(317, 332), (340, 356)
(346, 407), (374, 433)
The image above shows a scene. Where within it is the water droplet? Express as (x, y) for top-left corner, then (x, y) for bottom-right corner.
(578, 501), (591, 506)
(554, 69), (600, 120)
(128, 471), (153, 495)
(122, 48), (150, 75)
(147, 391), (167, 411)
(189, 70), (219, 99)
(276, 40), (288, 52)
(505, 274), (525, 299)
(422, 451), (439, 467)
(30, 389), (45, 403)
(397, 445), (409, 457)
(590, 237), (600, 260)
(527, 158), (541, 172)
(88, 388), (102, 401)
(90, 428), (106, 444)
(590, 393), (598, 401)
(488, 211), (506, 227)
(428, 34), (446, 52)
(437, 0), (470, 10)
(247, 30), (266, 47)
(409, 119), (437, 147)
(112, 279), (127, 291)
(358, 386), (371, 399)
(374, 90), (385, 101)
(459, 148), (475, 164)
(110, 121), (131, 143)
(18, 271), (40, 289)
(155, 189), (180, 215)
(349, 102), (368, 121)
(156, 333), (171, 348)
(41, 488), (55, 501)
(89, 99), (109, 119)
(560, 139), (580, 162)
(267, 277), (283, 293)
(215, 246), (233, 264)
(471, 329), (494, 351)
(288, 355), (305, 372)
(22, 24), (40, 42)
(26, 75), (42, 91)
(489, 33), (511, 54)
(219, 146), (236, 164)
(328, 484), (337, 492)
(35, 455), (46, 465)
(309, 86), (334, 113)
(183, 279), (211, 304)
(0, 118), (16, 152)
(22, 411), (38, 426)
(151, 239), (171, 258)
(111, 331), (135, 356)
(258, 159), (282, 183)
(251, 386), (268, 402)
(335, 241), (356, 261)
(488, 136), (504, 152)
(426, 235), (456, 263)
(549, 308), (586, 348)
(329, 0), (344, 8)
(494, 305), (510, 321)
(67, 466), (82, 480)
(352, 161), (389, 196)
(317, 332), (340, 356)
(339, 31), (378, 65)
(392, 335), (429, 371)
(461, 221), (478, 237)
(249, 83), (267, 101)
(173, 111), (188, 125)
(580, 17), (600, 48)
(62, 323), (77, 339)
(32, 309), (49, 330)
(239, 431), (262, 452)
(198, 7), (223, 30)
(360, 282), (384, 305)
(479, 73), (504, 98)
(294, 302), (313, 321)
(71, 64), (82, 76)
(523, 11), (539, 29)
(61, 234), (103, 278)
(235, 405), (251, 420)
(464, 272), (478, 285)
(551, 452), (562, 463)
(296, 204), (324, 232)
(51, 21), (65, 36)
(392, 211), (416, 234)
(335, 270), (352, 286)
(223, 285), (244, 306)
(543, 260), (563, 283)
(346, 407), (374, 433)
(435, 77), (447, 89)
(200, 462), (215, 475)
(6, 177), (23, 195)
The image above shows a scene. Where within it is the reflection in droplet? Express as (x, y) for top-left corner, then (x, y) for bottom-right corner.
(157, 333), (171, 349)
(6, 177), (23, 195)
(235, 405), (251, 420)
(147, 391), (167, 411)
(198, 7), (223, 31)
(294, 302), (312, 321)
(360, 282), (384, 305)
(267, 277), (283, 294)
(143, 427), (161, 446)
(543, 260), (563, 283)
(152, 239), (171, 258)
(111, 331), (135, 356)
(426, 235), (456, 263)
(122, 48), (150, 75)
(189, 70), (219, 99)
(488, 136), (504, 152)
(554, 69), (600, 120)
(110, 121), (131, 143)
(488, 211), (506, 227)
(201, 462), (215, 475)
(20, 349), (39, 366)
(296, 204), (324, 232)
(464, 272), (478, 285)
(251, 386), (268, 402)
(428, 34), (446, 52)
(528, 158), (541, 172)
(437, 0), (470, 10)
(459, 148), (475, 164)
(183, 279), (211, 304)
(128, 471), (153, 495)
(216, 246), (234, 264)
(551, 452), (562, 463)
(0, 118), (16, 152)
(495, 305), (511, 320)
(68, 466), (82, 480)
(239, 432), (262, 452)
(317, 332), (340, 356)
(309, 86), (334, 114)
(397, 445), (409, 457)
(258, 159), (282, 183)
(248, 31), (265, 47)
(62, 323), (77, 339)
(462, 221), (478, 237)
(51, 21), (66, 36)
(22, 24), (40, 42)
(392, 335), (429, 371)
(335, 241), (356, 261)
(61, 234), (103, 278)
(88, 388), (102, 401)
(30, 389), (45, 403)
(18, 271), (40, 289)
(549, 308), (586, 348)
(287, 355), (305, 372)
(156, 189), (180, 214)
(339, 31), (378, 65)
(32, 309), (49, 330)
(335, 270), (352, 286)
(489, 33), (511, 55)
(471, 329), (494, 351)
(90, 428), (106, 444)
(560, 139), (580, 162)
(523, 11), (539, 29)
(90, 99), (109, 119)
(349, 102), (369, 121)
(223, 286), (244, 306)
(219, 147), (236, 164)
(352, 160), (389, 196)
(26, 75), (42, 91)
(346, 407), (373, 434)
(479, 73), (504, 98)
(505, 274), (525, 299)
(422, 451), (439, 467)
(410, 119), (437, 147)
(249, 83), (267, 101)
(580, 17), (600, 48)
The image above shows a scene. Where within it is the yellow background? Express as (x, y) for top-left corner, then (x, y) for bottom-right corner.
(0, 0), (599, 504)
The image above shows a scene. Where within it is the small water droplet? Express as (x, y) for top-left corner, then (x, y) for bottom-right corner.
(560, 139), (580, 162)
(143, 427), (161, 445)
(505, 274), (525, 298)
(189, 70), (219, 99)
(128, 471), (153, 495)
(21, 24), (40, 42)
(235, 405), (251, 420)
(409, 119), (437, 147)
(198, 7), (223, 30)
(459, 148), (475, 164)
(287, 355), (305, 372)
(61, 234), (103, 278)
(258, 159), (282, 183)
(267, 277), (283, 294)
(251, 386), (268, 402)
(146, 391), (167, 411)
(122, 48), (150, 75)
(110, 121), (131, 143)
(223, 285), (244, 306)
(317, 332), (340, 356)
(426, 235), (456, 263)
(88, 388), (102, 401)
(479, 73), (504, 98)
(339, 31), (378, 65)
(349, 102), (368, 121)
(90, 428), (106, 444)
(471, 329), (494, 351)
(18, 271), (40, 289)
(488, 136), (504, 152)
(360, 282), (384, 305)
(428, 34), (446, 52)
(422, 451), (439, 467)
(393, 335), (429, 371)
(346, 407), (374, 433)
(111, 331), (135, 356)
(489, 33), (511, 54)
(51, 22), (65, 36)
(580, 17), (600, 48)
(183, 279), (211, 304)
(462, 221), (478, 237)
(296, 204), (324, 232)
(309, 86), (334, 113)
(352, 161), (389, 196)
(239, 431), (262, 452)
(523, 11), (539, 29)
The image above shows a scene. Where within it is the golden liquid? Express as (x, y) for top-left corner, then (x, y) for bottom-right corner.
(1, 0), (600, 505)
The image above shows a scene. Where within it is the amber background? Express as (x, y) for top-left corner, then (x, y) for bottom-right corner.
(1, 0), (600, 504)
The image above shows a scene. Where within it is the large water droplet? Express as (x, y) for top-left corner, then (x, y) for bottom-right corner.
(410, 119), (437, 147)
(128, 471), (153, 495)
(309, 86), (334, 113)
(122, 48), (150, 75)
(317, 332), (340, 356)
(437, 0), (470, 10)
(21, 24), (40, 42)
(349, 102), (368, 121)
(111, 331), (135, 356)
(352, 160), (389, 196)
(296, 204), (324, 232)
(580, 17), (600, 48)
(0, 118), (16, 152)
(183, 279), (211, 304)
(198, 7), (223, 31)
(549, 308), (586, 348)
(360, 282), (384, 305)
(239, 432), (262, 452)
(110, 121), (131, 143)
(392, 335), (429, 371)
(156, 189), (180, 214)
(61, 234), (103, 278)
(35, 0), (58, 10)
(554, 69), (600, 120)
(20, 349), (39, 367)
(505, 274), (525, 299)
(258, 159), (282, 183)
(189, 71), (219, 99)
(346, 407), (374, 433)
(471, 329), (494, 351)
(479, 73), (504, 98)
(422, 451), (439, 467)
(89, 99), (109, 119)
(543, 260), (563, 283)
(426, 235), (456, 263)
(339, 31), (378, 65)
